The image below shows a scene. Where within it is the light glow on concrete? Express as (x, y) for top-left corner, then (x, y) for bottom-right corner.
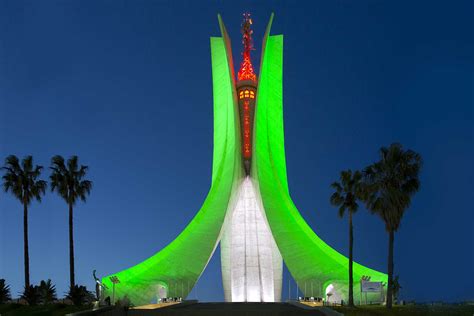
(221, 177), (282, 302)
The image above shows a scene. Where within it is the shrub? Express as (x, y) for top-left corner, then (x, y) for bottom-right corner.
(115, 295), (134, 310)
(38, 279), (57, 304)
(21, 285), (41, 305)
(66, 285), (94, 306)
(0, 279), (11, 304)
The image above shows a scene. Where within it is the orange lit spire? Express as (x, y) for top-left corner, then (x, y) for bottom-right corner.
(237, 13), (256, 82)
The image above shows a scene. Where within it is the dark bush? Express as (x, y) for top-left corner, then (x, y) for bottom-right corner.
(66, 285), (94, 306)
(38, 279), (57, 304)
(115, 295), (134, 310)
(0, 279), (11, 303)
(21, 285), (41, 305)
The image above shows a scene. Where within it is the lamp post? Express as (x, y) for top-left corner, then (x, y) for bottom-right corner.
(109, 276), (120, 305)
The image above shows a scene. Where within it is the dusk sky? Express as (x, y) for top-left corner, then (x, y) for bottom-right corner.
(0, 1), (472, 302)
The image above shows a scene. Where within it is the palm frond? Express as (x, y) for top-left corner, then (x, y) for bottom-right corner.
(50, 156), (92, 206)
(364, 143), (422, 232)
(330, 169), (363, 218)
(338, 205), (346, 218)
(330, 192), (344, 206)
(2, 155), (46, 205)
(67, 156), (79, 173)
(330, 181), (343, 193)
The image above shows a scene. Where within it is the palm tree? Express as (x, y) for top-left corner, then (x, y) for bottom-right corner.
(50, 155), (92, 289)
(2, 155), (47, 289)
(330, 169), (363, 307)
(363, 143), (422, 308)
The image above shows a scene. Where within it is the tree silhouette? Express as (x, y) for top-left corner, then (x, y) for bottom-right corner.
(2, 155), (46, 288)
(50, 155), (92, 289)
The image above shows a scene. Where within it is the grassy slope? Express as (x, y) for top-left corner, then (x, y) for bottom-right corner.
(333, 305), (474, 316)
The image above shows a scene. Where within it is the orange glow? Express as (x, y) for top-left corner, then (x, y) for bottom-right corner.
(243, 100), (251, 158)
(237, 13), (257, 82)
(238, 55), (257, 82)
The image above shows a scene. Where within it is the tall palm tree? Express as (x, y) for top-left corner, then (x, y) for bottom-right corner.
(330, 169), (363, 307)
(363, 143), (422, 308)
(2, 155), (47, 288)
(50, 155), (92, 289)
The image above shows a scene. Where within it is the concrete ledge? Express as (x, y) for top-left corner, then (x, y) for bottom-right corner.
(65, 300), (199, 315)
(288, 300), (344, 316)
(128, 300), (199, 315)
(131, 300), (198, 311)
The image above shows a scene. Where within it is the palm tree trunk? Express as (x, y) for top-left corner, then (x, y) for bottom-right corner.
(386, 230), (394, 308)
(69, 202), (75, 289)
(348, 212), (354, 306)
(23, 202), (30, 289)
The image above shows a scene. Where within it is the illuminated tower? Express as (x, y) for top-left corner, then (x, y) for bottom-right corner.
(103, 13), (387, 306)
(220, 13), (281, 302)
(237, 13), (257, 175)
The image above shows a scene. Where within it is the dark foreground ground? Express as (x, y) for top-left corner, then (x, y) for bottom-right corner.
(0, 303), (326, 316)
(333, 305), (474, 316)
(127, 302), (326, 316)
(0, 303), (91, 315)
(1, 303), (473, 316)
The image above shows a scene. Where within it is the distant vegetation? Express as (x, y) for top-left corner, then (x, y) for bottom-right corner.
(330, 143), (422, 309)
(0, 279), (11, 304)
(1, 155), (93, 306)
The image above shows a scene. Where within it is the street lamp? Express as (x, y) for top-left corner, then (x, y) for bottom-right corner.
(109, 276), (120, 304)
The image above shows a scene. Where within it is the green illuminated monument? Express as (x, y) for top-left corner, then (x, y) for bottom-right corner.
(102, 13), (387, 305)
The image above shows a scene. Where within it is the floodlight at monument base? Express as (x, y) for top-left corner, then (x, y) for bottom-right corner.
(101, 13), (387, 305)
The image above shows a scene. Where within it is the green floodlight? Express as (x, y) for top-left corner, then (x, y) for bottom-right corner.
(101, 13), (387, 306)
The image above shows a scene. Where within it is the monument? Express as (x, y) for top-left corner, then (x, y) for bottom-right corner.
(102, 13), (387, 305)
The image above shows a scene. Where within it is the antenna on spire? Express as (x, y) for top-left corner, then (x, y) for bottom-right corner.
(237, 13), (257, 82)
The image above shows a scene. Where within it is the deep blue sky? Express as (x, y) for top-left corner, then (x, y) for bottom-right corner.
(0, 1), (472, 303)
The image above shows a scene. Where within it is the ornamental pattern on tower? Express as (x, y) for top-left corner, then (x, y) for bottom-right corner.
(237, 13), (257, 82)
